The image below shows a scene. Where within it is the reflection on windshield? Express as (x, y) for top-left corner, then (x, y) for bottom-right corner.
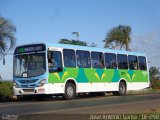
(14, 53), (46, 77)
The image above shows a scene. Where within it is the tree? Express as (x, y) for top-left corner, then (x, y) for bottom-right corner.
(149, 66), (160, 89)
(59, 39), (73, 45)
(104, 25), (131, 51)
(59, 39), (87, 46)
(149, 66), (160, 80)
(59, 39), (97, 47)
(0, 16), (16, 57)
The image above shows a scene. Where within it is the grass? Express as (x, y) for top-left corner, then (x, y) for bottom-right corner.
(127, 89), (160, 95)
(0, 81), (13, 102)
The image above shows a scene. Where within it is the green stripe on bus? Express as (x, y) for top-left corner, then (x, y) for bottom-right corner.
(48, 68), (148, 83)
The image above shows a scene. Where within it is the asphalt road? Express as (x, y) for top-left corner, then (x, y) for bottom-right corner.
(0, 93), (160, 116)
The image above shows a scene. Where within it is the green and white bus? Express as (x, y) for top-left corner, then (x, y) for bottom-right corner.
(13, 43), (149, 99)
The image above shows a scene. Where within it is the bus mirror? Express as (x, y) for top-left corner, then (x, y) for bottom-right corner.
(48, 51), (52, 59)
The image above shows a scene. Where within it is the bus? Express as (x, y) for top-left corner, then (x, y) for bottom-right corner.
(13, 43), (149, 99)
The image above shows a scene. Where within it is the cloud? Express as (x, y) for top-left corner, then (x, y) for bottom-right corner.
(131, 31), (160, 68)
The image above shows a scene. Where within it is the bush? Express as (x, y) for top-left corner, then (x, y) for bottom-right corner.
(150, 78), (160, 89)
(0, 81), (13, 102)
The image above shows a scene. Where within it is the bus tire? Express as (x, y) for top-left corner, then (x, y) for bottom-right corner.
(63, 83), (76, 100)
(112, 81), (126, 96)
(118, 81), (126, 96)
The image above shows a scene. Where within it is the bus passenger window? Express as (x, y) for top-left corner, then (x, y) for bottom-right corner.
(105, 53), (117, 69)
(63, 49), (76, 67)
(76, 50), (91, 68)
(48, 51), (62, 72)
(128, 55), (138, 70)
(91, 52), (104, 68)
(117, 54), (128, 69)
(138, 56), (147, 70)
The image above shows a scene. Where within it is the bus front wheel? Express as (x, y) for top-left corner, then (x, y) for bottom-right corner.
(63, 83), (76, 100)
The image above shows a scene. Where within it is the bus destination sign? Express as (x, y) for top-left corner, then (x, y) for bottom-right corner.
(15, 44), (46, 54)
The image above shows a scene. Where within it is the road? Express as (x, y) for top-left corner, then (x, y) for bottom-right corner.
(0, 94), (160, 119)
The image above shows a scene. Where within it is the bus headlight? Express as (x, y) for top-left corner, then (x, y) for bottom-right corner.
(37, 78), (47, 87)
(13, 81), (19, 88)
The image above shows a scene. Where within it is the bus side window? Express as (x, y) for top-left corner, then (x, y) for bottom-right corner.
(91, 52), (104, 68)
(76, 50), (91, 68)
(138, 56), (147, 70)
(117, 54), (128, 69)
(105, 53), (117, 69)
(128, 55), (138, 70)
(63, 49), (76, 67)
(48, 51), (62, 72)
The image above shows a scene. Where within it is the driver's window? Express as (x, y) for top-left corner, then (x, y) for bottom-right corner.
(48, 51), (62, 72)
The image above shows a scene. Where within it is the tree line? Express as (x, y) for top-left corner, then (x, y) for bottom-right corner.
(59, 25), (131, 51)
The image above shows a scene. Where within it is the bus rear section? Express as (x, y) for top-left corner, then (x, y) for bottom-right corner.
(47, 44), (150, 99)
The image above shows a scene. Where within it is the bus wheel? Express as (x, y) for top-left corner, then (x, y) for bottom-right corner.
(112, 81), (126, 96)
(63, 83), (76, 100)
(118, 81), (126, 96)
(12, 95), (20, 101)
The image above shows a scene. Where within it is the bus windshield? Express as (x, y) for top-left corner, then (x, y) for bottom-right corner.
(13, 53), (46, 78)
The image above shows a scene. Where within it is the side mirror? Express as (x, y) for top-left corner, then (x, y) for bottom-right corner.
(48, 51), (52, 59)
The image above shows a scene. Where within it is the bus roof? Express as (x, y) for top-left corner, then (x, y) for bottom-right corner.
(15, 42), (146, 57)
(45, 42), (146, 57)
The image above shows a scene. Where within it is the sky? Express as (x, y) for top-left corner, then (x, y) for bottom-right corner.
(0, 0), (160, 80)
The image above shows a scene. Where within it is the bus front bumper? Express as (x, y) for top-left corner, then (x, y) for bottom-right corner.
(13, 85), (49, 96)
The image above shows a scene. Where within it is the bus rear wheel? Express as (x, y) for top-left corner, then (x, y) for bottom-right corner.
(113, 81), (126, 96)
(63, 83), (76, 100)
(118, 81), (126, 96)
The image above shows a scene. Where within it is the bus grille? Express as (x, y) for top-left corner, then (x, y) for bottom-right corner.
(18, 79), (39, 84)
(21, 84), (36, 88)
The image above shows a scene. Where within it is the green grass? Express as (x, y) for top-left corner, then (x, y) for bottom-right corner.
(150, 79), (160, 89)
(0, 81), (13, 102)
